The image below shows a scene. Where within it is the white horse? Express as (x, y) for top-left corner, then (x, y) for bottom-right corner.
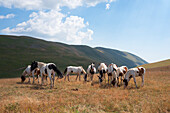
(21, 65), (40, 83)
(107, 63), (118, 86)
(86, 63), (96, 82)
(97, 63), (108, 84)
(123, 67), (145, 89)
(64, 66), (87, 81)
(117, 66), (128, 85)
(31, 61), (63, 88)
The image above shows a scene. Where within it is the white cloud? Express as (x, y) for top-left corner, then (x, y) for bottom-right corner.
(0, 0), (116, 10)
(0, 13), (15, 19)
(0, 0), (116, 44)
(1, 10), (93, 44)
(106, 3), (110, 10)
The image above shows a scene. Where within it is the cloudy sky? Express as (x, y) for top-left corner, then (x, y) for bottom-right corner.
(0, 0), (170, 63)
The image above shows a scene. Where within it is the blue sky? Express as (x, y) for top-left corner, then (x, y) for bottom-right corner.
(0, 0), (170, 63)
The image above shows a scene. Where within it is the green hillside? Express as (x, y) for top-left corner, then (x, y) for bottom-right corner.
(140, 59), (170, 69)
(0, 35), (148, 78)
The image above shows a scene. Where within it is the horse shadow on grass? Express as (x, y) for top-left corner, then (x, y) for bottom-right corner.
(16, 81), (52, 90)
(99, 83), (122, 89)
(126, 86), (141, 90)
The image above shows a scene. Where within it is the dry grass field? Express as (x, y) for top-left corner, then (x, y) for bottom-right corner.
(0, 67), (170, 113)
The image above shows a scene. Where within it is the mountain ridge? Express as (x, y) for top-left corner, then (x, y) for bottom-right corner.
(0, 35), (148, 78)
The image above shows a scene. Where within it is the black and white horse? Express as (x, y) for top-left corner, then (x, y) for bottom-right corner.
(31, 61), (63, 88)
(64, 66), (87, 81)
(86, 63), (96, 82)
(107, 63), (118, 86)
(97, 63), (108, 84)
(117, 66), (128, 85)
(21, 65), (40, 83)
(123, 67), (145, 89)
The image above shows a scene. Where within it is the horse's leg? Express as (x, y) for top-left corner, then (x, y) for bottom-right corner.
(44, 76), (47, 85)
(64, 73), (66, 81)
(48, 73), (52, 89)
(115, 77), (117, 87)
(67, 74), (70, 82)
(104, 73), (106, 83)
(76, 74), (78, 81)
(117, 77), (119, 86)
(141, 75), (144, 87)
(91, 74), (94, 81)
(121, 76), (123, 85)
(108, 75), (110, 85)
(32, 70), (35, 84)
(28, 75), (31, 83)
(133, 76), (138, 88)
(41, 73), (44, 85)
(79, 74), (81, 81)
(37, 75), (39, 84)
(53, 73), (55, 88)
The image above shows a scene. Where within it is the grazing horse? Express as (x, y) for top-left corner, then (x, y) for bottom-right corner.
(123, 67), (146, 89)
(64, 66), (87, 81)
(97, 63), (108, 84)
(21, 65), (40, 83)
(86, 63), (96, 82)
(107, 63), (118, 86)
(117, 66), (128, 85)
(31, 61), (63, 88)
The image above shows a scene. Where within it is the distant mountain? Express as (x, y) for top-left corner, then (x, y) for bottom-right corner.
(0, 35), (148, 78)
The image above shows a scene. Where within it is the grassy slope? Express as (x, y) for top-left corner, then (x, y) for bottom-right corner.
(95, 47), (147, 67)
(140, 59), (170, 69)
(0, 35), (148, 78)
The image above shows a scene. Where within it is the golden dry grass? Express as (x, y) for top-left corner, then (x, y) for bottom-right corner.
(141, 59), (170, 69)
(0, 68), (170, 113)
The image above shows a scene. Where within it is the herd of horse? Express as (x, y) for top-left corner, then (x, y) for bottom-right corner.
(21, 61), (146, 89)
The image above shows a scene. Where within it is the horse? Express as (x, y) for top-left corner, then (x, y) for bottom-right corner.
(64, 66), (87, 81)
(123, 67), (146, 89)
(31, 61), (63, 88)
(116, 66), (128, 85)
(21, 65), (40, 83)
(107, 63), (118, 86)
(86, 63), (96, 85)
(97, 63), (108, 84)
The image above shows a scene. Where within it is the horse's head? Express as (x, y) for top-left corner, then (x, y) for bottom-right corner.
(84, 74), (87, 82)
(31, 61), (38, 71)
(55, 68), (63, 79)
(90, 64), (96, 74)
(98, 75), (103, 83)
(123, 79), (128, 88)
(137, 67), (145, 76)
(58, 72), (63, 79)
(21, 75), (26, 83)
(111, 78), (116, 86)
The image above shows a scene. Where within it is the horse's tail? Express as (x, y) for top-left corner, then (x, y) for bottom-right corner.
(64, 67), (67, 74)
(49, 64), (63, 77)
